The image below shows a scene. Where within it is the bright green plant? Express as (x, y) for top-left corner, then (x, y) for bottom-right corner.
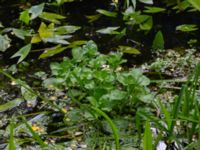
(43, 41), (151, 112)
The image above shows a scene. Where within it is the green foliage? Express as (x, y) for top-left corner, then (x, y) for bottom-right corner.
(44, 41), (151, 111)
(152, 30), (164, 51)
(176, 24), (198, 32)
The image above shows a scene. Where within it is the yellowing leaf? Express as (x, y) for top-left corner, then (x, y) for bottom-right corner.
(31, 34), (42, 43)
(38, 22), (54, 38)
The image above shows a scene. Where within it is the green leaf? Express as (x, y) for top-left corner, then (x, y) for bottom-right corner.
(152, 30), (164, 51)
(188, 0), (200, 11)
(143, 121), (153, 150)
(139, 16), (153, 30)
(159, 100), (172, 130)
(39, 12), (66, 24)
(12, 29), (32, 40)
(118, 45), (141, 54)
(29, 3), (45, 19)
(139, 0), (153, 4)
(0, 34), (11, 52)
(19, 10), (30, 25)
(176, 24), (198, 32)
(144, 6), (166, 13)
(39, 45), (68, 59)
(38, 22), (54, 38)
(97, 9), (117, 17)
(96, 27), (120, 34)
(8, 121), (16, 150)
(0, 98), (24, 113)
(86, 14), (101, 22)
(11, 43), (32, 63)
(55, 25), (81, 34)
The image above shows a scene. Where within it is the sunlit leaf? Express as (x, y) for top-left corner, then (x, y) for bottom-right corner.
(144, 6), (166, 13)
(39, 45), (68, 59)
(96, 27), (120, 34)
(0, 34), (11, 52)
(43, 35), (71, 44)
(55, 25), (81, 34)
(139, 0), (153, 4)
(11, 43), (32, 63)
(39, 12), (66, 24)
(38, 22), (54, 38)
(97, 9), (117, 17)
(118, 45), (141, 54)
(31, 34), (42, 43)
(0, 98), (24, 113)
(19, 10), (30, 25)
(29, 3), (45, 19)
(176, 24), (198, 32)
(188, 0), (200, 11)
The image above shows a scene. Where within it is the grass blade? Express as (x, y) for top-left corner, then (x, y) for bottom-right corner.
(143, 121), (153, 150)
(8, 121), (15, 150)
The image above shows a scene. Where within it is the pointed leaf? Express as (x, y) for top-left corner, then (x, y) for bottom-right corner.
(11, 44), (32, 63)
(97, 9), (117, 17)
(39, 12), (66, 24)
(143, 121), (153, 150)
(0, 34), (11, 52)
(19, 10), (30, 25)
(0, 98), (24, 113)
(29, 3), (45, 19)
(152, 30), (164, 51)
(118, 45), (140, 54)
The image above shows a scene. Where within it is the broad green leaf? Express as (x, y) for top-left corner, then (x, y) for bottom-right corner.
(96, 27), (120, 34)
(19, 10), (30, 25)
(143, 121), (153, 150)
(11, 43), (32, 63)
(152, 30), (164, 51)
(0, 98), (24, 113)
(38, 22), (54, 38)
(118, 45), (141, 54)
(39, 45), (67, 59)
(12, 29), (32, 40)
(97, 9), (117, 17)
(176, 24), (198, 32)
(39, 12), (66, 24)
(144, 6), (166, 13)
(139, 16), (153, 30)
(0, 34), (11, 52)
(139, 0), (153, 4)
(29, 3), (45, 19)
(108, 90), (127, 100)
(188, 0), (200, 11)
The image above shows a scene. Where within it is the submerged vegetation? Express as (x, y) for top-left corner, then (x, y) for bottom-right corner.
(0, 0), (200, 149)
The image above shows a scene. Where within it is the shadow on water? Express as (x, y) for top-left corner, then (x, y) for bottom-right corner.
(0, 0), (199, 66)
